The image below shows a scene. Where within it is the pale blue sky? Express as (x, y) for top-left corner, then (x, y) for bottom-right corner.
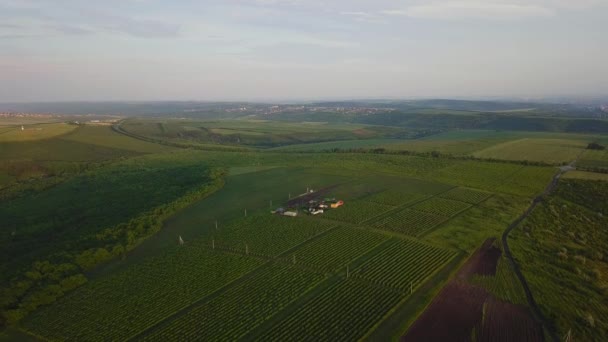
(1, 0), (607, 102)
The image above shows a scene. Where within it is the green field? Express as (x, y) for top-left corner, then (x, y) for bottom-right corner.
(142, 263), (325, 341)
(577, 149), (608, 170)
(472, 138), (585, 164)
(120, 118), (403, 148)
(21, 246), (264, 341)
(282, 227), (388, 272)
(510, 179), (608, 340)
(562, 170), (608, 181)
(0, 123), (76, 142)
(3, 113), (604, 341)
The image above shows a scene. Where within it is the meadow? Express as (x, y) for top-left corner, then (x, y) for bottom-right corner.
(510, 179), (608, 341)
(472, 138), (586, 164)
(119, 118), (404, 148)
(0, 123), (76, 142)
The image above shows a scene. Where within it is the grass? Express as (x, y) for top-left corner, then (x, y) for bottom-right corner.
(61, 125), (174, 153)
(509, 181), (608, 340)
(0, 123), (76, 142)
(577, 149), (608, 170)
(472, 138), (586, 164)
(562, 170), (608, 181)
(424, 193), (529, 253)
(120, 118), (401, 148)
(0, 138), (141, 162)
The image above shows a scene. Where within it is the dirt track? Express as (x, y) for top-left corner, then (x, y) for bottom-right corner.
(500, 167), (566, 342)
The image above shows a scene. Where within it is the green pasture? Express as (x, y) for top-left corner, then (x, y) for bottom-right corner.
(0, 123), (76, 142)
(62, 125), (174, 153)
(472, 138), (586, 164)
(577, 149), (608, 170)
(562, 170), (608, 181)
(120, 118), (401, 148)
(510, 179), (608, 340)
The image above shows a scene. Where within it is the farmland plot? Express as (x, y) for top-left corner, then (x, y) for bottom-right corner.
(472, 138), (585, 164)
(207, 215), (336, 257)
(364, 190), (429, 207)
(142, 263), (325, 341)
(283, 227), (388, 272)
(370, 208), (448, 236)
(411, 197), (472, 217)
(439, 187), (491, 204)
(352, 238), (457, 292)
(258, 279), (401, 341)
(22, 247), (263, 341)
(321, 200), (395, 224)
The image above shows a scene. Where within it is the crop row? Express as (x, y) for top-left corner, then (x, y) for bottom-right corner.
(370, 208), (447, 236)
(209, 215), (336, 257)
(142, 263), (325, 341)
(439, 187), (491, 204)
(258, 278), (402, 341)
(283, 227), (388, 272)
(411, 197), (472, 217)
(22, 247), (263, 341)
(364, 190), (428, 207)
(352, 238), (457, 292)
(322, 200), (395, 224)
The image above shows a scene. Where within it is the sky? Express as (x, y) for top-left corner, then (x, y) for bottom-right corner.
(0, 0), (607, 102)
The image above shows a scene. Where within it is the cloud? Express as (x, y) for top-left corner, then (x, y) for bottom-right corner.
(382, 1), (556, 20)
(0, 1), (181, 38)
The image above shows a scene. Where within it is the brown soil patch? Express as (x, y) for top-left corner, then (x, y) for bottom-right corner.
(478, 297), (544, 342)
(401, 238), (543, 342)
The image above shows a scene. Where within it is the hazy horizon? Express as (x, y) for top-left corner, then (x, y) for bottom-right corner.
(1, 0), (607, 102)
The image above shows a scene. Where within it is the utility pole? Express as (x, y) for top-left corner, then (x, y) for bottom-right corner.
(215, 220), (218, 230)
(245, 209), (247, 217)
(212, 239), (215, 250)
(245, 243), (249, 255)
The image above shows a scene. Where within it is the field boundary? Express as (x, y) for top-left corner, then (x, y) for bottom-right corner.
(362, 251), (467, 341)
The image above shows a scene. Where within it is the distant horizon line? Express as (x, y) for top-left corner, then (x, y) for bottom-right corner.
(1, 95), (607, 105)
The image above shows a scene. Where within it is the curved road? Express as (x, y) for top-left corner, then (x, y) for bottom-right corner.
(502, 164), (575, 342)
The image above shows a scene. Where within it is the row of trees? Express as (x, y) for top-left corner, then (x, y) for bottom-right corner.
(305, 147), (559, 167)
